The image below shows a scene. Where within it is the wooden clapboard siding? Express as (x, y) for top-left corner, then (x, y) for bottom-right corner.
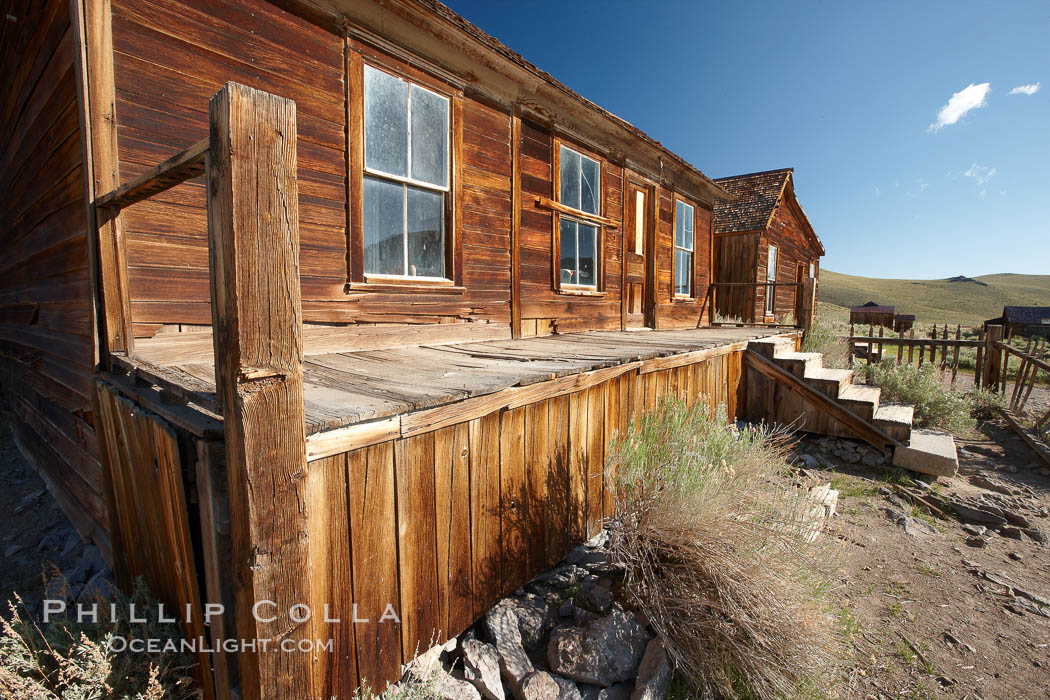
(316, 345), (748, 689)
(0, 0), (105, 551)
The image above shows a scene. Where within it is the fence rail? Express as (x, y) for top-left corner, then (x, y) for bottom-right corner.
(848, 323), (985, 388)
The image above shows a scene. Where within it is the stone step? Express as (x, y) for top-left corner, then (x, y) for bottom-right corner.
(837, 384), (881, 421)
(874, 403), (914, 443)
(747, 337), (797, 360)
(773, 351), (823, 378)
(803, 368), (852, 399)
(893, 429), (958, 477)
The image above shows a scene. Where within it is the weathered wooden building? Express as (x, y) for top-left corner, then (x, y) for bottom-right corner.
(850, 302), (896, 328)
(712, 168), (824, 324)
(4, 1), (958, 698)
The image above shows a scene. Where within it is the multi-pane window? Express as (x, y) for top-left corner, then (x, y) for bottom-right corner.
(362, 65), (450, 278)
(674, 200), (694, 296)
(558, 145), (601, 287)
(766, 244), (778, 315)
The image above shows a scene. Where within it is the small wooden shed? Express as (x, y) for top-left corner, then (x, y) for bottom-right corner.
(985, 307), (1050, 339)
(850, 302), (895, 328)
(712, 168), (824, 325)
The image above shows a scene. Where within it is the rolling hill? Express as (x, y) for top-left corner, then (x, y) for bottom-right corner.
(818, 271), (1050, 328)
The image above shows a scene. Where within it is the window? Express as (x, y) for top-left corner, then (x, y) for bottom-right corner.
(558, 145), (601, 287)
(362, 65), (450, 279)
(809, 262), (815, 278)
(765, 244), (778, 315)
(674, 200), (694, 297)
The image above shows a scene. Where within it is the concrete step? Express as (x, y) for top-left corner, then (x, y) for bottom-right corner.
(874, 404), (914, 444)
(893, 429), (958, 477)
(803, 368), (852, 399)
(837, 384), (881, 421)
(747, 337), (797, 360)
(773, 351), (823, 378)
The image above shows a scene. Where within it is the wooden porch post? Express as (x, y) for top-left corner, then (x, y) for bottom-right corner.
(206, 82), (313, 699)
(984, 324), (1003, 392)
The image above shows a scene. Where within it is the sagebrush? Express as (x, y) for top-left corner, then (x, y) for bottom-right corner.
(0, 573), (200, 700)
(859, 359), (986, 433)
(801, 314), (850, 369)
(608, 398), (840, 699)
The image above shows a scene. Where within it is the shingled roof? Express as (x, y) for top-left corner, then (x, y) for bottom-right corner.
(712, 168), (793, 234)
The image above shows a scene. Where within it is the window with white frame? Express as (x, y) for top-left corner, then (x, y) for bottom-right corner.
(765, 244), (778, 315)
(558, 145), (601, 287)
(674, 200), (694, 296)
(362, 65), (450, 279)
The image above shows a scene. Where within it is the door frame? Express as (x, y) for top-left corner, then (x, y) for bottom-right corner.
(621, 174), (658, 330)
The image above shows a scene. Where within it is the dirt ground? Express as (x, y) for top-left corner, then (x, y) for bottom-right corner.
(814, 420), (1050, 699)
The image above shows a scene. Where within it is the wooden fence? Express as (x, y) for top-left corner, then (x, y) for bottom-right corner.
(848, 323), (990, 389)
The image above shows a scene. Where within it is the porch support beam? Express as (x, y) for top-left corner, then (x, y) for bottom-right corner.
(207, 82), (313, 699)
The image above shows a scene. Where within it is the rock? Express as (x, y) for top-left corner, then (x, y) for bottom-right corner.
(4, 544), (24, 558)
(491, 594), (556, 648)
(78, 570), (117, 603)
(965, 536), (988, 548)
(961, 524), (987, 537)
(861, 453), (883, 468)
(486, 607), (534, 700)
(1009, 551), (1024, 562)
(520, 672), (562, 700)
(631, 638), (670, 700)
(550, 676), (583, 700)
(999, 526), (1025, 540)
(598, 684), (631, 700)
(547, 608), (650, 687)
(580, 580), (614, 613)
(60, 530), (81, 557)
(799, 454), (821, 470)
(886, 508), (937, 537)
(431, 672), (483, 700)
(461, 640), (505, 700)
(943, 630), (976, 654)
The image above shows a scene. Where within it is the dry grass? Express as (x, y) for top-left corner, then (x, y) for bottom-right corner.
(0, 573), (200, 700)
(608, 399), (840, 699)
(801, 314), (851, 369)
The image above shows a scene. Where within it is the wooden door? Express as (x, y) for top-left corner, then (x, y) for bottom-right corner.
(794, 262), (806, 322)
(623, 183), (653, 328)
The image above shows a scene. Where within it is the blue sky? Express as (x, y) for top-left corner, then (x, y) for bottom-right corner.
(444, 0), (1049, 279)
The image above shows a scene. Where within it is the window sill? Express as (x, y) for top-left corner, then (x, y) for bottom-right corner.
(345, 280), (466, 295)
(671, 295), (697, 303)
(556, 288), (606, 298)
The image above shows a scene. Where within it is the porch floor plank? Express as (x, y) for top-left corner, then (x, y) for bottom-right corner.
(130, 326), (789, 436)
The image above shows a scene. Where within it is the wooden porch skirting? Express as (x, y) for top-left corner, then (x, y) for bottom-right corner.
(97, 327), (797, 696)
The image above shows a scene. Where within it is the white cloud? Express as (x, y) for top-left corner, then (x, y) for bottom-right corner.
(1008, 82), (1040, 95)
(964, 163), (997, 186)
(929, 82), (991, 131)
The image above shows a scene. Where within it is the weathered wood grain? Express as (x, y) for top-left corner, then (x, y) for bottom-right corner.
(206, 82), (311, 699)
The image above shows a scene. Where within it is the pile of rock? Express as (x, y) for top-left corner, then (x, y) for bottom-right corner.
(398, 531), (671, 700)
(797, 437), (890, 470)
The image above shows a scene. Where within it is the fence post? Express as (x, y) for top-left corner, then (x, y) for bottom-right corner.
(207, 82), (312, 699)
(985, 324), (1003, 392)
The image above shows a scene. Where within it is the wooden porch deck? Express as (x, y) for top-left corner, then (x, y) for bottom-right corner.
(128, 326), (788, 436)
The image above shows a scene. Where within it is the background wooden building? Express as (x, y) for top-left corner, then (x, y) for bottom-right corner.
(850, 302), (896, 328)
(712, 168), (824, 324)
(984, 306), (1050, 338)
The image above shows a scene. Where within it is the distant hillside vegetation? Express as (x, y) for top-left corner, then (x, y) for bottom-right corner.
(818, 270), (1050, 327)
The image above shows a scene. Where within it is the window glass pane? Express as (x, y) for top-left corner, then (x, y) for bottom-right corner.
(675, 250), (692, 296)
(559, 219), (577, 285)
(580, 155), (600, 215)
(767, 246), (778, 281)
(675, 202), (685, 248)
(577, 223), (597, 286)
(559, 146), (581, 210)
(364, 66), (408, 177)
(363, 176), (405, 275)
(683, 203), (694, 250)
(633, 191), (645, 255)
(410, 86), (449, 187)
(406, 186), (445, 277)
